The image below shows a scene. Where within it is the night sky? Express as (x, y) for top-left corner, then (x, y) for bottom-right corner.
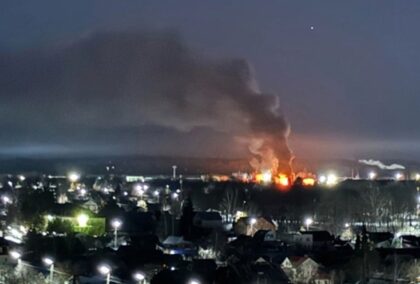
(1, 0), (419, 160)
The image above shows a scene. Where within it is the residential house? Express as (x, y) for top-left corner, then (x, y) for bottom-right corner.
(295, 231), (334, 250)
(193, 211), (222, 229)
(281, 256), (324, 283)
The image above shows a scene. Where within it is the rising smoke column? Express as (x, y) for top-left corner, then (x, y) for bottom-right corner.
(0, 31), (293, 171)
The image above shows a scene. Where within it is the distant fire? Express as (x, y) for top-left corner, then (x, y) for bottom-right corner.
(254, 171), (290, 188)
(252, 170), (316, 189)
(274, 174), (289, 187)
(302, 177), (316, 186)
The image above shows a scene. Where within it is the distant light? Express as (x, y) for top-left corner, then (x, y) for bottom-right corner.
(304, 217), (313, 227)
(123, 191), (128, 196)
(2, 195), (11, 204)
(169, 249), (176, 255)
(77, 214), (89, 228)
(68, 172), (80, 183)
(133, 272), (145, 281)
(368, 172), (376, 180)
(10, 250), (21, 260)
(135, 184), (143, 191)
(136, 188), (144, 196)
(344, 223), (350, 228)
(43, 257), (54, 266)
(310, 25), (315, 31)
(172, 192), (179, 199)
(153, 190), (159, 197)
(18, 175), (25, 182)
(143, 185), (149, 190)
(188, 279), (201, 284)
(415, 173), (420, 181)
(249, 217), (257, 225)
(318, 175), (327, 184)
(170, 266), (176, 271)
(395, 172), (403, 180)
(111, 219), (122, 229)
(98, 264), (111, 275)
(46, 215), (54, 221)
(326, 174), (338, 186)
(80, 189), (87, 196)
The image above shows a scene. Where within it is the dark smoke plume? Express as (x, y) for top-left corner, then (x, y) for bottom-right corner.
(0, 31), (292, 173)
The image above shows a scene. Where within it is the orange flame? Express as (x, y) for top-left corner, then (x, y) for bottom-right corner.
(302, 177), (316, 187)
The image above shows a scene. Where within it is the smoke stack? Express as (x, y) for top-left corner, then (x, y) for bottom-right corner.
(172, 165), (177, 179)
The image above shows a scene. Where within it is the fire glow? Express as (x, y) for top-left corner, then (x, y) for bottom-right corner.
(254, 171), (290, 188)
(254, 171), (317, 189)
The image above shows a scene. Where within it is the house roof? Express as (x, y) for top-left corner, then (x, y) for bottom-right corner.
(300, 231), (333, 242)
(163, 236), (192, 245)
(287, 256), (318, 268)
(194, 211), (222, 221)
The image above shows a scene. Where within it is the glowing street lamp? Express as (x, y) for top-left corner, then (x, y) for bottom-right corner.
(111, 219), (122, 250)
(98, 264), (111, 284)
(249, 217), (257, 235)
(10, 250), (21, 260)
(80, 188), (87, 196)
(368, 171), (376, 180)
(188, 279), (201, 284)
(326, 174), (338, 186)
(43, 257), (54, 283)
(68, 172), (80, 183)
(318, 175), (327, 184)
(2, 195), (11, 205)
(304, 217), (313, 231)
(249, 218), (257, 225)
(77, 213), (89, 228)
(10, 250), (22, 265)
(395, 172), (403, 181)
(134, 271), (146, 284)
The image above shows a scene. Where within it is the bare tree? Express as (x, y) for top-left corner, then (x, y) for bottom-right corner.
(220, 187), (239, 222)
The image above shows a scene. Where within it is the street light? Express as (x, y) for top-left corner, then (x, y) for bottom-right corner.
(249, 218), (257, 225)
(10, 250), (21, 260)
(111, 219), (122, 250)
(77, 213), (89, 228)
(304, 217), (313, 231)
(133, 271), (145, 284)
(10, 250), (22, 275)
(43, 257), (54, 283)
(248, 217), (257, 235)
(68, 172), (80, 183)
(2, 195), (11, 205)
(368, 171), (376, 180)
(98, 264), (111, 284)
(188, 279), (201, 284)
